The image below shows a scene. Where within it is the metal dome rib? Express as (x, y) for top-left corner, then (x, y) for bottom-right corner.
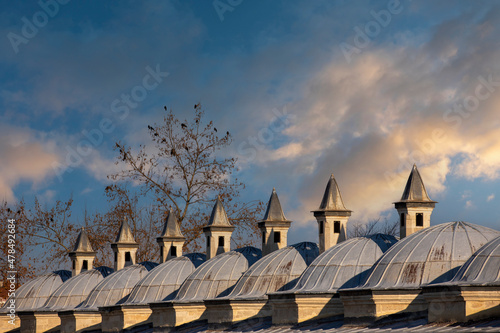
(359, 222), (500, 290)
(0, 270), (71, 312)
(174, 246), (262, 302)
(39, 266), (113, 311)
(125, 254), (206, 304)
(223, 242), (319, 299)
(290, 234), (397, 293)
(450, 235), (500, 285)
(76, 262), (157, 310)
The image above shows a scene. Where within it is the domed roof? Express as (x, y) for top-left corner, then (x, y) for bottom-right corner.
(359, 222), (500, 289)
(291, 234), (398, 293)
(0, 270), (71, 312)
(450, 235), (500, 285)
(75, 262), (157, 310)
(221, 242), (319, 300)
(124, 253), (206, 305)
(38, 266), (113, 311)
(174, 246), (262, 302)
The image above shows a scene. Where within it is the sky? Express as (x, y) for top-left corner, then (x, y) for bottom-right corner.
(2, 0), (500, 246)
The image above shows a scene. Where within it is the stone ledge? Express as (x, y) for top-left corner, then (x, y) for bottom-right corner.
(269, 292), (342, 325)
(340, 288), (426, 325)
(423, 284), (500, 323)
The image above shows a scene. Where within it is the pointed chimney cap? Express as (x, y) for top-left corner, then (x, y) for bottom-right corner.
(397, 164), (437, 203)
(72, 227), (94, 252)
(314, 174), (351, 212)
(115, 217), (137, 244)
(261, 188), (290, 222)
(159, 209), (185, 239)
(206, 196), (233, 227)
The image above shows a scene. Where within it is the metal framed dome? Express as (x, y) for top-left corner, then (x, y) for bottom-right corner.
(174, 246), (262, 302)
(450, 234), (500, 285)
(38, 266), (113, 311)
(0, 270), (71, 312)
(222, 242), (319, 300)
(75, 261), (157, 310)
(291, 234), (398, 293)
(124, 253), (206, 305)
(359, 222), (500, 289)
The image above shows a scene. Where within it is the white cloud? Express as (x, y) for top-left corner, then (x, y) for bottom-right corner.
(81, 187), (93, 195)
(487, 194), (495, 202)
(0, 125), (60, 202)
(244, 7), (500, 224)
(461, 191), (472, 200)
(465, 200), (475, 209)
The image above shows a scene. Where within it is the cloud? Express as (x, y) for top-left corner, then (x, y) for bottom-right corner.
(487, 194), (495, 202)
(461, 191), (472, 200)
(0, 2), (205, 119)
(80, 187), (93, 195)
(0, 125), (60, 202)
(465, 200), (475, 210)
(2, 1), (500, 236)
(240, 6), (500, 225)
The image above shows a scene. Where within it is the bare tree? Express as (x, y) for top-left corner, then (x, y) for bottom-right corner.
(0, 105), (265, 283)
(0, 201), (32, 299)
(0, 198), (76, 291)
(348, 218), (399, 238)
(108, 104), (263, 251)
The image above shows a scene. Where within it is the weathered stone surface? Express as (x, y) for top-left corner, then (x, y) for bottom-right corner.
(100, 304), (152, 332)
(425, 285), (500, 323)
(270, 293), (343, 325)
(151, 301), (206, 328)
(340, 289), (426, 325)
(0, 314), (20, 333)
(18, 311), (60, 333)
(58, 310), (101, 333)
(206, 299), (270, 326)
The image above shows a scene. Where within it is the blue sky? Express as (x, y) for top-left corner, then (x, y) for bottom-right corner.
(2, 0), (500, 246)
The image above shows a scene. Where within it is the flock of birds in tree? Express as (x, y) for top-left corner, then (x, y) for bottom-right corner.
(143, 105), (231, 157)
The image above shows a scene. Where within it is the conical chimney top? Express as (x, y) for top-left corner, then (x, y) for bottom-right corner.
(315, 174), (350, 212)
(398, 164), (436, 203)
(262, 188), (289, 221)
(160, 209), (185, 238)
(206, 196), (233, 227)
(72, 227), (94, 252)
(115, 217), (137, 243)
